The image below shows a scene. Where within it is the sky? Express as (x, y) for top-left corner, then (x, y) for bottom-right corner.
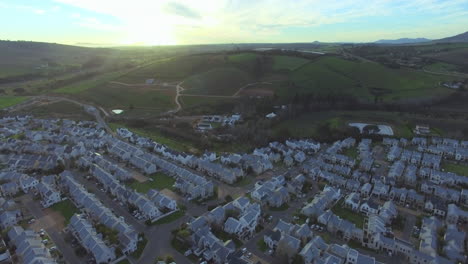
(1, 0), (468, 46)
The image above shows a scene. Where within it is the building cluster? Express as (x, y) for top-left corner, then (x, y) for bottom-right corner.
(187, 196), (262, 263)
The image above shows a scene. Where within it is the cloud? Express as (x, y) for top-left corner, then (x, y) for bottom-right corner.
(163, 1), (201, 19)
(50, 0), (468, 43)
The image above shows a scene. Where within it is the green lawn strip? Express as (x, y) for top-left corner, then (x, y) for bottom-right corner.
(257, 239), (268, 252)
(0, 96), (28, 109)
(269, 204), (289, 211)
(151, 209), (185, 225)
(343, 147), (358, 159)
(442, 162), (468, 176)
(116, 259), (130, 264)
(131, 236), (148, 259)
(331, 200), (365, 228)
(212, 228), (243, 248)
(50, 200), (79, 225)
(128, 172), (176, 193)
(232, 176), (253, 187)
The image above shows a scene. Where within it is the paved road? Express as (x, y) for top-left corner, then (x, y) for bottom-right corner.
(22, 195), (82, 264)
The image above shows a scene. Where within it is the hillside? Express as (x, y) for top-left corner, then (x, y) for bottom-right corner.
(0, 41), (109, 78)
(287, 56), (453, 102)
(375, 38), (430, 44)
(434, 31), (468, 43)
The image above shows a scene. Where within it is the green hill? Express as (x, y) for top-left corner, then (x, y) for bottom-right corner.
(183, 67), (251, 96)
(287, 56), (452, 102)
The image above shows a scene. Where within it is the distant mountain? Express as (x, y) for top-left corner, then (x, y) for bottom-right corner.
(434, 31), (468, 43)
(375, 38), (431, 44)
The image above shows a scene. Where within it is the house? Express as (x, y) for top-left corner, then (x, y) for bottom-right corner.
(277, 233), (301, 258)
(344, 192), (360, 211)
(0, 210), (22, 229)
(294, 223), (313, 241)
(446, 204), (468, 224)
(274, 219), (295, 235)
(69, 214), (116, 263)
(7, 226), (56, 263)
(360, 200), (379, 216)
(379, 201), (397, 223)
(301, 186), (341, 217)
(360, 183), (372, 198)
(443, 224), (466, 263)
(224, 217), (243, 235)
(36, 182), (61, 208)
(263, 229), (281, 249)
(0, 182), (19, 196)
(19, 175), (39, 193)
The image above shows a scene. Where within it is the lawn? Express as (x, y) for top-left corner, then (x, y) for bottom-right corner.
(331, 201), (365, 228)
(232, 176), (253, 187)
(53, 72), (122, 94)
(343, 147), (358, 159)
(131, 236), (148, 259)
(212, 228), (243, 248)
(50, 200), (79, 225)
(183, 67), (252, 96)
(269, 204), (289, 211)
(442, 162), (468, 176)
(257, 239), (268, 252)
(128, 172), (176, 193)
(151, 209), (185, 225)
(272, 55), (309, 71)
(0, 96), (28, 109)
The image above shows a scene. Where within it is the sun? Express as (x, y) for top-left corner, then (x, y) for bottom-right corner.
(120, 24), (177, 46)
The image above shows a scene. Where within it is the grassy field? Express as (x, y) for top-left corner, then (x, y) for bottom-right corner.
(442, 162), (468, 176)
(50, 200), (79, 225)
(287, 56), (453, 102)
(331, 201), (365, 228)
(272, 110), (424, 139)
(272, 55), (309, 71)
(183, 67), (252, 96)
(77, 82), (175, 116)
(152, 209), (185, 225)
(425, 62), (460, 72)
(52, 72), (122, 94)
(109, 122), (196, 153)
(128, 172), (176, 193)
(0, 96), (28, 109)
(19, 100), (93, 120)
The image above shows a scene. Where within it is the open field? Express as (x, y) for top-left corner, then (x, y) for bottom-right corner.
(288, 56), (453, 102)
(77, 82), (176, 116)
(128, 172), (176, 193)
(442, 162), (468, 176)
(52, 72), (123, 94)
(16, 100), (93, 120)
(272, 55), (309, 71)
(50, 200), (79, 225)
(183, 67), (251, 96)
(109, 122), (197, 153)
(0, 96), (28, 109)
(272, 110), (465, 140)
